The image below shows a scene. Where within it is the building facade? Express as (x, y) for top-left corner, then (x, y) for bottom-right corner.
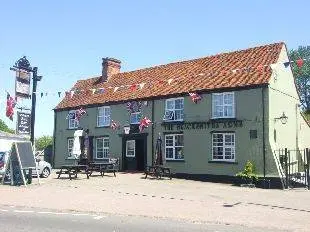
(53, 42), (310, 187)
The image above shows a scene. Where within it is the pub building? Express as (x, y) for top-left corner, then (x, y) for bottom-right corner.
(53, 42), (310, 188)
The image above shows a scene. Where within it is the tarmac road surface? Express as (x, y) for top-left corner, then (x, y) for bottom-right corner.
(0, 205), (289, 232)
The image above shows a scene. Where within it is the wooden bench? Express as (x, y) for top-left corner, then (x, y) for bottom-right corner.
(144, 165), (172, 179)
(56, 165), (90, 180)
(88, 158), (119, 177)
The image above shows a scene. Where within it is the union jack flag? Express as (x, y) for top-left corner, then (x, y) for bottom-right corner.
(111, 120), (119, 130)
(139, 117), (151, 132)
(189, 92), (202, 104)
(75, 108), (86, 121)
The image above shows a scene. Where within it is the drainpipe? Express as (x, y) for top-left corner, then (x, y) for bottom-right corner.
(151, 99), (155, 165)
(262, 87), (266, 178)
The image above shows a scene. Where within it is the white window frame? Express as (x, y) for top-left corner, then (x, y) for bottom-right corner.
(130, 112), (142, 124)
(212, 92), (235, 119)
(164, 97), (184, 122)
(97, 106), (111, 127)
(95, 137), (110, 159)
(165, 134), (184, 160)
(212, 132), (235, 162)
(67, 138), (74, 157)
(68, 110), (79, 129)
(126, 140), (136, 157)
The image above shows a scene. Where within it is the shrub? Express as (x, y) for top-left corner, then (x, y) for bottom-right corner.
(236, 160), (258, 184)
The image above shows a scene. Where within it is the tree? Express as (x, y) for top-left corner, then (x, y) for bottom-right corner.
(0, 118), (15, 134)
(289, 46), (310, 113)
(35, 135), (53, 151)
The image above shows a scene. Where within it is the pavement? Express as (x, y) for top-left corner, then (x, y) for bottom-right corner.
(1, 170), (310, 232)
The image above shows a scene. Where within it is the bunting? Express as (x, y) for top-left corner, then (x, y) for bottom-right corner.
(111, 120), (120, 130)
(189, 92), (202, 104)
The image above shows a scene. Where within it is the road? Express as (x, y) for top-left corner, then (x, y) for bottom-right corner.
(0, 205), (288, 232)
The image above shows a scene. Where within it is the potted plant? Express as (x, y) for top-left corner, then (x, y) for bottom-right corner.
(236, 160), (258, 187)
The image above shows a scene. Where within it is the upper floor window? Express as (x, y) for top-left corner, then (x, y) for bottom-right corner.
(164, 98), (184, 121)
(212, 92), (235, 118)
(95, 137), (109, 159)
(130, 112), (142, 124)
(97, 106), (111, 127)
(68, 110), (79, 129)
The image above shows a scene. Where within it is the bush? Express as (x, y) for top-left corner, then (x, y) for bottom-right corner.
(236, 160), (258, 184)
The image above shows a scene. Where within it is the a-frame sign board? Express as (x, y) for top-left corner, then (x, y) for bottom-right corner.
(1, 141), (40, 186)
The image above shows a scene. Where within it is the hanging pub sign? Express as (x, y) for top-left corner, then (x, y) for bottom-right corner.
(15, 69), (31, 98)
(16, 111), (31, 135)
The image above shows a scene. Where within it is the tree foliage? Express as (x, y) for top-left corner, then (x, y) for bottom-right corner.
(0, 119), (15, 134)
(35, 135), (53, 151)
(289, 46), (310, 113)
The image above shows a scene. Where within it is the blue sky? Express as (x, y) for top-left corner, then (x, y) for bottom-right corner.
(0, 0), (309, 137)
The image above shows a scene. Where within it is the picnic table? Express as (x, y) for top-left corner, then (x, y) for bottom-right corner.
(56, 164), (90, 180)
(144, 165), (172, 179)
(88, 160), (118, 177)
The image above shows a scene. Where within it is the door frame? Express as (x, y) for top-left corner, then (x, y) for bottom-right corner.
(120, 133), (148, 171)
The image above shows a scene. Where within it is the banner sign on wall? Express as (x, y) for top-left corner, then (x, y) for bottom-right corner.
(15, 70), (31, 98)
(16, 111), (31, 135)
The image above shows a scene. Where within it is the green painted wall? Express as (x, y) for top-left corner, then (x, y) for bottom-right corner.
(54, 87), (269, 177)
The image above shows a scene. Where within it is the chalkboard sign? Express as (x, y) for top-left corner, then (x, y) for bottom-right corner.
(15, 141), (36, 169)
(17, 112), (31, 135)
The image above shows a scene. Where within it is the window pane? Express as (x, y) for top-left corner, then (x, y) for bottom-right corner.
(175, 147), (184, 160)
(175, 99), (183, 109)
(224, 93), (233, 104)
(165, 148), (173, 159)
(97, 139), (103, 148)
(174, 109), (184, 120)
(214, 94), (223, 105)
(104, 139), (109, 148)
(127, 140), (135, 150)
(165, 136), (173, 146)
(224, 106), (232, 117)
(224, 148), (234, 160)
(175, 135), (184, 146)
(98, 116), (104, 126)
(166, 100), (174, 110)
(213, 147), (223, 159)
(215, 106), (223, 117)
(97, 151), (103, 159)
(103, 148), (109, 158)
(98, 107), (104, 116)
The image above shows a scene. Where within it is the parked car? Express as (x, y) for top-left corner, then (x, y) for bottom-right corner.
(0, 151), (52, 179)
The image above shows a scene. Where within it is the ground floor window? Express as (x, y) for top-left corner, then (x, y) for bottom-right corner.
(96, 137), (109, 159)
(126, 140), (136, 157)
(67, 138), (74, 157)
(212, 132), (235, 161)
(165, 134), (184, 160)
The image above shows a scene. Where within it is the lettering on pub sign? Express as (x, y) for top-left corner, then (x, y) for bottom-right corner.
(162, 120), (243, 131)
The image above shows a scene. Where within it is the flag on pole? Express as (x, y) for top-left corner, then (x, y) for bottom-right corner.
(139, 117), (151, 132)
(6, 93), (16, 121)
(189, 92), (202, 104)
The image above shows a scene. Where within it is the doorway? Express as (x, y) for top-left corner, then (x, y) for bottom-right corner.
(123, 135), (147, 171)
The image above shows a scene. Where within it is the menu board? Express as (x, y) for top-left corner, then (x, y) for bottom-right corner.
(17, 111), (31, 135)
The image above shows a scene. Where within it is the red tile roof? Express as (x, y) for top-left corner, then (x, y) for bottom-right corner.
(55, 42), (284, 110)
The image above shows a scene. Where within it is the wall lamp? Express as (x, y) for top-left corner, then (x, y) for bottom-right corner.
(274, 112), (288, 124)
(124, 124), (130, 134)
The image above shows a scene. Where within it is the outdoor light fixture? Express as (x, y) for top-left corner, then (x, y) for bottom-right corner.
(274, 112), (288, 124)
(124, 124), (130, 134)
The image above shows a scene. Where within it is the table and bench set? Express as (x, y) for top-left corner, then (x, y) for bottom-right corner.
(56, 158), (173, 180)
(56, 158), (119, 180)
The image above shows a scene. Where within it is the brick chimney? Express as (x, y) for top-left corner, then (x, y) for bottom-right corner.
(101, 57), (121, 82)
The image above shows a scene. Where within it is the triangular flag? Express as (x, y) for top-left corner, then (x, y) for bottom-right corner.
(130, 84), (137, 91)
(296, 59), (304, 68)
(270, 63), (277, 70)
(232, 69), (237, 74)
(70, 90), (75, 98)
(41, 92), (43, 98)
(91, 89), (96, 94)
(139, 83), (146, 89)
(114, 87), (119, 92)
(167, 78), (173, 85)
(58, 92), (61, 97)
(283, 61), (290, 68)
